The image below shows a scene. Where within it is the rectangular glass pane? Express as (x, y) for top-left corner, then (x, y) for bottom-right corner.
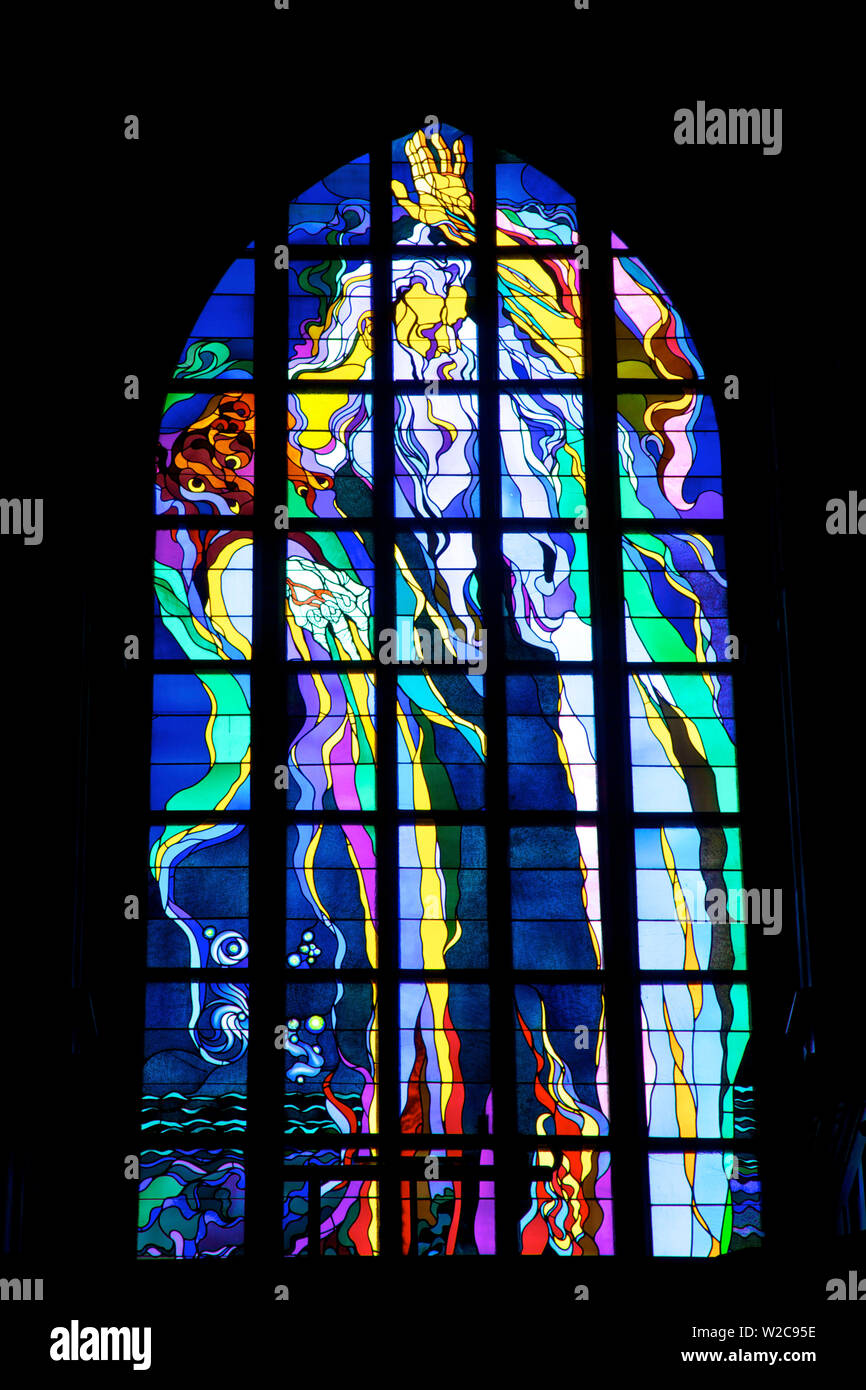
(623, 531), (728, 663)
(395, 393), (479, 517)
(143, 982), (247, 1133)
(399, 983), (491, 1135)
(151, 672), (251, 812)
(506, 673), (597, 811)
(648, 1152), (762, 1255)
(629, 672), (738, 814)
(288, 259), (372, 380)
(284, 1161), (380, 1256)
(174, 258), (253, 380)
(510, 825), (602, 969)
(401, 1150), (495, 1254)
(286, 671), (376, 813)
(287, 392), (373, 518)
(286, 531), (374, 660)
(284, 981), (377, 1139)
(393, 260), (477, 381)
(499, 256), (584, 380)
(394, 531), (483, 666)
(496, 157), (579, 248)
(148, 824), (249, 968)
(504, 530), (591, 659)
(500, 391), (586, 521)
(392, 126), (475, 246)
(399, 823), (487, 968)
(155, 529), (252, 661)
(635, 825), (747, 970)
(286, 823), (377, 970)
(614, 255), (703, 380)
(641, 982), (752, 1140)
(157, 392), (254, 517)
(289, 154), (370, 246)
(514, 983), (608, 1133)
(520, 1149), (613, 1255)
(397, 670), (486, 811)
(618, 391), (722, 520)
(138, 1150), (245, 1258)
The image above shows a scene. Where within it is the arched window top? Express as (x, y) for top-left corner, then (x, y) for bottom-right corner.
(162, 127), (719, 529)
(175, 255), (254, 381)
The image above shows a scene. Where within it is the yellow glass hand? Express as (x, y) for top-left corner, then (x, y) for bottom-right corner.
(391, 130), (475, 245)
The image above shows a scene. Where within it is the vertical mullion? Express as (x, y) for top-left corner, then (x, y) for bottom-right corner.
(474, 135), (517, 1255)
(246, 206), (288, 1262)
(370, 139), (398, 1255)
(308, 1177), (321, 1258)
(583, 208), (650, 1257)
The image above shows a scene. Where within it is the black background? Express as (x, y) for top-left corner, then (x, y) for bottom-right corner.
(4, 0), (864, 1374)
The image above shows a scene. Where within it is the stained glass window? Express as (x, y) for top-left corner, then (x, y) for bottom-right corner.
(141, 127), (759, 1260)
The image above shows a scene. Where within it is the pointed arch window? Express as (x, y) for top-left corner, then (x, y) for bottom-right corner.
(139, 124), (760, 1259)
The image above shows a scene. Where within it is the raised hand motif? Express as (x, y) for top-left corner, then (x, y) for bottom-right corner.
(392, 130), (475, 245)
